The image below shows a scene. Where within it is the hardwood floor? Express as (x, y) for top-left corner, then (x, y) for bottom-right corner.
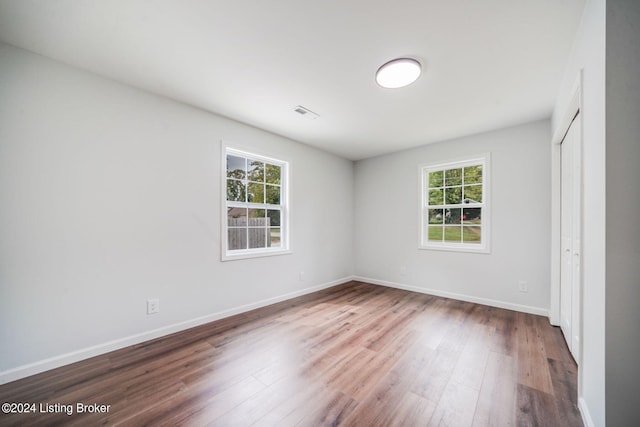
(0, 281), (583, 426)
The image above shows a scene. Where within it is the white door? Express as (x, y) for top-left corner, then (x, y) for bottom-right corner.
(560, 114), (581, 361)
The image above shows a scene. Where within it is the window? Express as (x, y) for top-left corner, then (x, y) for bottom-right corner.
(222, 146), (289, 260)
(420, 155), (490, 253)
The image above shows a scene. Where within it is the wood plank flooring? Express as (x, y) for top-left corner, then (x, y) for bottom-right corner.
(0, 281), (583, 426)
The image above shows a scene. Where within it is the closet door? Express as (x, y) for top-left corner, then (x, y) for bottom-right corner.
(560, 113), (581, 361)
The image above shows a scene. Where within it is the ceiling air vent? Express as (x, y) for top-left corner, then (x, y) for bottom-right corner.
(293, 105), (319, 120)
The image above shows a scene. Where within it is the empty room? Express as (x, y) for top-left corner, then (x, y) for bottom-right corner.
(0, 1), (638, 426)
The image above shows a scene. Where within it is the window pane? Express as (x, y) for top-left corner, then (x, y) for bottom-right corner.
(428, 226), (443, 241)
(429, 170), (443, 187)
(247, 182), (264, 203)
(464, 165), (482, 184)
(445, 168), (462, 186)
(227, 155), (246, 179)
(267, 209), (281, 227)
(228, 228), (247, 250)
(224, 149), (288, 258)
(227, 179), (246, 202)
(248, 160), (265, 182)
(445, 186), (462, 204)
(444, 226), (462, 242)
(266, 164), (281, 185)
(462, 208), (482, 224)
(248, 228), (266, 249)
(428, 209), (443, 224)
(445, 208), (461, 224)
(266, 185), (280, 204)
(464, 185), (482, 203)
(227, 207), (247, 226)
(248, 208), (266, 226)
(429, 189), (443, 205)
(421, 157), (488, 251)
(463, 226), (481, 243)
(268, 228), (281, 247)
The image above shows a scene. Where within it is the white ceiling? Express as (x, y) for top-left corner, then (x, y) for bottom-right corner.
(0, 0), (585, 160)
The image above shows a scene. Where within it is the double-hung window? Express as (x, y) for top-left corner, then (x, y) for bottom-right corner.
(420, 155), (490, 253)
(222, 146), (289, 260)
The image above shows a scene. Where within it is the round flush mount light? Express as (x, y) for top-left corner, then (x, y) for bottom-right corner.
(375, 57), (422, 89)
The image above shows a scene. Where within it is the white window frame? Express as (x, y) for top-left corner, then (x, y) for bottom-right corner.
(221, 143), (290, 261)
(419, 154), (490, 253)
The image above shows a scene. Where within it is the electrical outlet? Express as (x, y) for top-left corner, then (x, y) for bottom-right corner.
(299, 271), (305, 281)
(518, 281), (528, 293)
(147, 298), (160, 314)
(400, 266), (407, 276)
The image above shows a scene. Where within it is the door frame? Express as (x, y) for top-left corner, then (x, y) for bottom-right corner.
(550, 71), (583, 363)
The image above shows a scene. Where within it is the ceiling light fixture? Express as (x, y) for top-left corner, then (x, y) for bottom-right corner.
(375, 58), (422, 89)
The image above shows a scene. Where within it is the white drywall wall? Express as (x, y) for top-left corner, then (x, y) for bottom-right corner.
(605, 0), (640, 425)
(353, 120), (551, 314)
(0, 43), (354, 381)
(551, 0), (605, 425)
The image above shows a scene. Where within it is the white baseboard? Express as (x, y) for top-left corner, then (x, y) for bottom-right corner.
(353, 276), (549, 317)
(1, 275), (550, 385)
(578, 397), (595, 427)
(0, 277), (351, 385)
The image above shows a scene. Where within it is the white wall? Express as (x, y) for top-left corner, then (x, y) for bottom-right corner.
(354, 120), (551, 314)
(552, 1), (606, 425)
(0, 43), (354, 382)
(605, 0), (640, 425)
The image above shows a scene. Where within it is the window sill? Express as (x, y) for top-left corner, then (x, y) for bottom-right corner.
(221, 248), (292, 262)
(418, 244), (490, 254)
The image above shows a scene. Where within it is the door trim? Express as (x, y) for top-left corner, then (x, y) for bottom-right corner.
(551, 72), (582, 326)
(550, 70), (583, 364)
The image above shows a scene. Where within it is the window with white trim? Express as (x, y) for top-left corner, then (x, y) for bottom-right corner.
(420, 155), (490, 253)
(223, 146), (289, 260)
